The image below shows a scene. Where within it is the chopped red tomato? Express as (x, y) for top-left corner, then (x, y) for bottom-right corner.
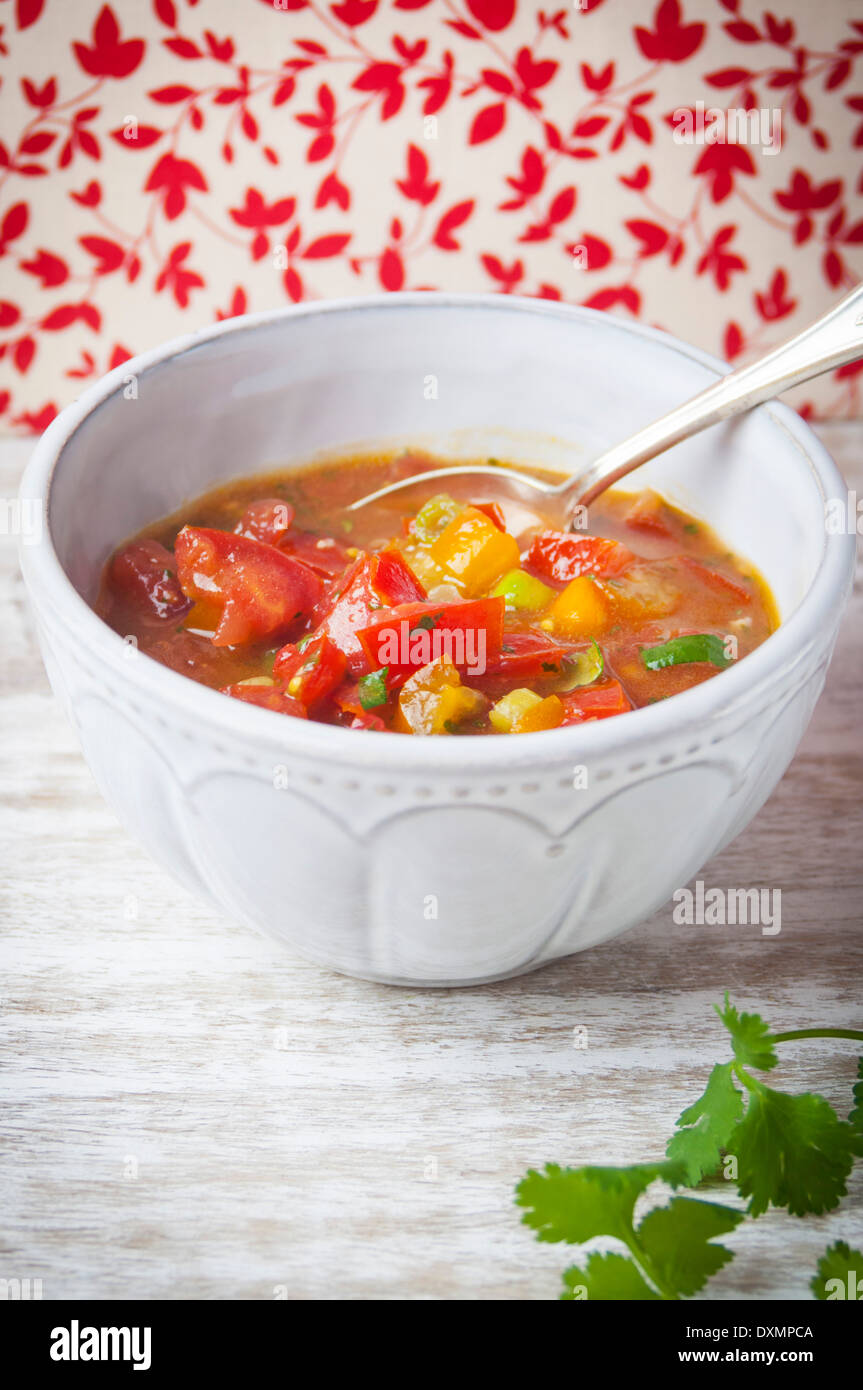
(109, 540), (191, 622)
(374, 549), (427, 604)
(678, 555), (752, 604)
(561, 679), (633, 724)
(236, 497), (295, 546)
(272, 631), (347, 707)
(484, 629), (571, 678)
(473, 500), (506, 531)
(175, 526), (321, 647)
(348, 710), (386, 731)
(527, 531), (634, 584)
(221, 681), (308, 718)
(356, 596), (505, 678)
(315, 552), (426, 674)
(624, 491), (673, 537)
(280, 529), (353, 578)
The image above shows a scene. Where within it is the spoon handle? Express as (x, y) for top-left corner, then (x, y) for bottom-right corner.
(572, 281), (863, 507)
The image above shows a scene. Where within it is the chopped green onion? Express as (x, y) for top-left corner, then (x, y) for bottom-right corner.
(412, 493), (463, 543)
(358, 666), (389, 710)
(491, 568), (556, 612)
(554, 639), (605, 691)
(641, 633), (733, 671)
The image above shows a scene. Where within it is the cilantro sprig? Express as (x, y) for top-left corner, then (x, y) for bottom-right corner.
(516, 995), (863, 1300)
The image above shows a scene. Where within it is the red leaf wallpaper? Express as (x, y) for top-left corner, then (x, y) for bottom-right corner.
(0, 0), (861, 432)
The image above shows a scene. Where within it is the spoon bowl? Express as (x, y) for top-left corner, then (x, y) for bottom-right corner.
(349, 283), (863, 528)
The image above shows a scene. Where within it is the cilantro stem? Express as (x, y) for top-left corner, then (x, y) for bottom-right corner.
(620, 1229), (678, 1301)
(769, 1028), (863, 1043)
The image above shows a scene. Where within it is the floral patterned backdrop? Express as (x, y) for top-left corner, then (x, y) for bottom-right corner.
(0, 0), (861, 433)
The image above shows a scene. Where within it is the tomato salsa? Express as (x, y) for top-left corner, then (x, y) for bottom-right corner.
(96, 453), (777, 736)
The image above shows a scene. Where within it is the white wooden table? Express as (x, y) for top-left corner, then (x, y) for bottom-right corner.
(1, 427), (861, 1301)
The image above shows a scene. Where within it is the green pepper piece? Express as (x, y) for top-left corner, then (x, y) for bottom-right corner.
(640, 634), (733, 671)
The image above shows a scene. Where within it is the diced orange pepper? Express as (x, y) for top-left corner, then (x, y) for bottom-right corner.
(546, 575), (611, 637)
(393, 657), (486, 735)
(429, 506), (520, 597)
(489, 687), (564, 733)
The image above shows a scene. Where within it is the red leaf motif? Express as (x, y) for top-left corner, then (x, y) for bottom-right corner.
(433, 200), (474, 251)
(696, 225), (746, 291)
(379, 246), (405, 290)
(145, 153), (208, 219)
(40, 304), (81, 331)
(109, 343), (133, 368)
(0, 302), (21, 328)
(724, 322), (744, 360)
(22, 76), (57, 107)
(330, 0), (378, 26)
(163, 37), (202, 59)
(724, 20), (760, 42)
(583, 285), (641, 313)
(21, 132), (56, 155)
(110, 125), (162, 149)
(353, 62), (401, 92)
(303, 234), (351, 258)
(73, 5), (146, 80)
(754, 269), (796, 321)
(315, 172), (350, 210)
(395, 145), (439, 205)
(153, 0), (177, 26)
(635, 0), (705, 63)
(481, 253), (523, 289)
(70, 181), (101, 207)
(576, 234), (612, 271)
(14, 336), (36, 374)
(620, 164), (650, 190)
(0, 203), (28, 249)
(470, 103), (506, 145)
(230, 188), (296, 228)
(548, 188), (576, 224)
(693, 142), (755, 202)
(581, 61), (614, 92)
(284, 267), (304, 302)
(625, 218), (669, 255)
(149, 86), (196, 104)
(775, 170), (842, 212)
(16, 0), (45, 29)
(79, 235), (125, 274)
(514, 48), (558, 92)
(705, 67), (751, 88)
(466, 0), (515, 31)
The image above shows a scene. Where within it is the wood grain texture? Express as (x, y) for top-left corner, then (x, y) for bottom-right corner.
(1, 428), (861, 1302)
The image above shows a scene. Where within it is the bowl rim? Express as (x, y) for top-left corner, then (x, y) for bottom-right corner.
(19, 291), (855, 775)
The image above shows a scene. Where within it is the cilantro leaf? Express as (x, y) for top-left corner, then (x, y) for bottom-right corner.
(515, 1162), (679, 1246)
(561, 1252), (660, 1301)
(728, 1080), (857, 1216)
(637, 1197), (743, 1297)
(810, 1240), (863, 1300)
(666, 1062), (744, 1184)
(715, 993), (778, 1071)
(357, 666), (389, 710)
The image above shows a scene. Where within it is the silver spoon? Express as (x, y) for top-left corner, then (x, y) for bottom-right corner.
(349, 284), (863, 529)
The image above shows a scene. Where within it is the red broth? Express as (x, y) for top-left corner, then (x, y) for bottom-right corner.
(96, 452), (777, 736)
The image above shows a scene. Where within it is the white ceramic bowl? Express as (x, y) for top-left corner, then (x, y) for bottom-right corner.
(19, 295), (855, 985)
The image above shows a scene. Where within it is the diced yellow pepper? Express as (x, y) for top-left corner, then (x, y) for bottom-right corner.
(489, 688), (565, 734)
(394, 657), (487, 735)
(546, 574), (611, 637)
(429, 507), (520, 597)
(491, 568), (556, 612)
